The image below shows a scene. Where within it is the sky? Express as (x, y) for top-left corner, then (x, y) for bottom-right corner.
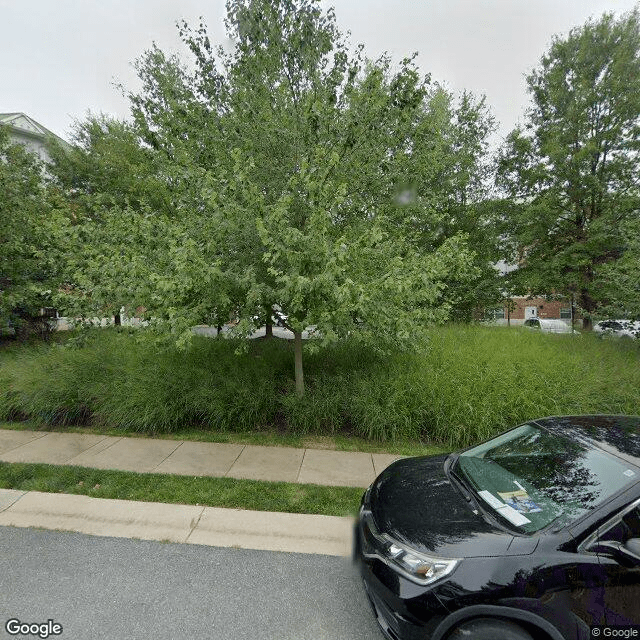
(1, 0), (638, 144)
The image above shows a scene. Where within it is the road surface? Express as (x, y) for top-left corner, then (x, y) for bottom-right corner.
(0, 526), (382, 640)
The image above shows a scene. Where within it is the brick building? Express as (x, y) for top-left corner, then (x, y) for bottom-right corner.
(486, 296), (580, 326)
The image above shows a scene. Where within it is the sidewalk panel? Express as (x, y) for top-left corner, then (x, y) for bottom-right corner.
(297, 450), (375, 488)
(227, 445), (305, 483)
(371, 453), (406, 477)
(153, 441), (244, 477)
(66, 436), (182, 472)
(0, 488), (27, 512)
(0, 432), (109, 464)
(0, 429), (49, 454)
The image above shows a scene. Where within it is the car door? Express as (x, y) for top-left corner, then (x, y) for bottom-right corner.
(587, 499), (640, 624)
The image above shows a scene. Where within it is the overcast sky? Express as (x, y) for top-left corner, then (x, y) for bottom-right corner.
(2, 0), (638, 144)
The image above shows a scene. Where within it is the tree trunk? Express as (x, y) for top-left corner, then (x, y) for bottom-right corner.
(579, 287), (595, 331)
(114, 314), (121, 326)
(264, 304), (273, 338)
(293, 330), (304, 397)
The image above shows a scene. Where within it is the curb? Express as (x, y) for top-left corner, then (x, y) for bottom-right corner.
(0, 489), (354, 557)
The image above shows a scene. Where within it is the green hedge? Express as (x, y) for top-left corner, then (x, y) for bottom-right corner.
(1, 326), (639, 447)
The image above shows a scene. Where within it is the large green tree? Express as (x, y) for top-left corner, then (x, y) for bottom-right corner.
(409, 87), (501, 320)
(0, 127), (70, 337)
(593, 216), (640, 321)
(49, 114), (171, 215)
(47, 114), (177, 325)
(60, 0), (481, 394)
(497, 9), (640, 328)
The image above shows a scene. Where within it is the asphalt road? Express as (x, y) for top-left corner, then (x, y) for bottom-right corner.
(0, 526), (382, 640)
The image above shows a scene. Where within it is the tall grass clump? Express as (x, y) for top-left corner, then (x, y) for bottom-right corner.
(0, 334), (114, 425)
(93, 334), (293, 432)
(407, 325), (640, 446)
(1, 325), (639, 447)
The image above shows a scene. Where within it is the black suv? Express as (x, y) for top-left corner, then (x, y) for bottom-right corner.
(354, 415), (640, 640)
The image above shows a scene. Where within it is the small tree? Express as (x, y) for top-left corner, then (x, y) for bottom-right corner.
(47, 114), (176, 326)
(64, 0), (479, 395)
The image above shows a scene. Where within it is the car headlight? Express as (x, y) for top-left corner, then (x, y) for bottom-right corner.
(361, 512), (459, 586)
(383, 537), (459, 585)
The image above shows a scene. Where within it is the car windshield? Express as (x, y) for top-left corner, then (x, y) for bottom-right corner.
(455, 424), (638, 533)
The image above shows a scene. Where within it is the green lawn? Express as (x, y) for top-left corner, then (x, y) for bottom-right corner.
(0, 461), (364, 517)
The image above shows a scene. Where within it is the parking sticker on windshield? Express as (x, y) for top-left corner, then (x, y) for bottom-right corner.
(498, 490), (542, 514)
(496, 504), (531, 526)
(477, 490), (504, 509)
(477, 490), (532, 526)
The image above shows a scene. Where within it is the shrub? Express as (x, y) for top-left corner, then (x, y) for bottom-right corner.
(1, 325), (639, 447)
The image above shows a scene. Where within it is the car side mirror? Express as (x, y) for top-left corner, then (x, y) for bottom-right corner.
(624, 538), (640, 558)
(590, 539), (640, 566)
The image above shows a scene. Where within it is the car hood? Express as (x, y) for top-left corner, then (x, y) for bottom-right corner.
(370, 455), (538, 558)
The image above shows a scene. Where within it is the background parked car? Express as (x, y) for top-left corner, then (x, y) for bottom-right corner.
(522, 318), (577, 334)
(594, 319), (640, 339)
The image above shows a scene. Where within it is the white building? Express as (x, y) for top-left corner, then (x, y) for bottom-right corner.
(0, 112), (69, 162)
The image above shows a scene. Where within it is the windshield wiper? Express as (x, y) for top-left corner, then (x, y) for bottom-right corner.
(445, 455), (474, 502)
(446, 457), (529, 533)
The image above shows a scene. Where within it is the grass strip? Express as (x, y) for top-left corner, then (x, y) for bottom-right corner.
(0, 462), (364, 517)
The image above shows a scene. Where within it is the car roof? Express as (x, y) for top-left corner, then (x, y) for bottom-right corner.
(595, 319), (640, 328)
(531, 415), (640, 465)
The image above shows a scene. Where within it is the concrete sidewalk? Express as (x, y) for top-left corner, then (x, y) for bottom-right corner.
(0, 489), (353, 556)
(0, 428), (404, 488)
(0, 428), (406, 554)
